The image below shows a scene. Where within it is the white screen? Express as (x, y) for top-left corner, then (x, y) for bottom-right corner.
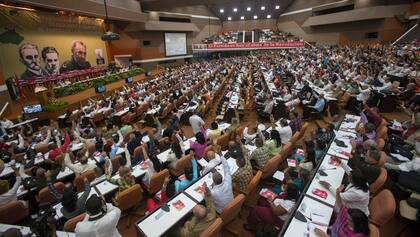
(165, 33), (187, 56)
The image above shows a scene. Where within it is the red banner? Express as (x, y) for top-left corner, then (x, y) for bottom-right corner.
(193, 41), (305, 51)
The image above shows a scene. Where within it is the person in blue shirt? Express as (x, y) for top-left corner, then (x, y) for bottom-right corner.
(303, 93), (326, 120)
(175, 153), (198, 192)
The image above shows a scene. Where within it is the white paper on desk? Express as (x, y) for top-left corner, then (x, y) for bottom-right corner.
(310, 207), (329, 226)
(390, 153), (410, 162)
(308, 222), (328, 237)
(273, 171), (285, 181)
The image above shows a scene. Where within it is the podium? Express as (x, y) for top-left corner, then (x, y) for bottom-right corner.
(35, 86), (52, 105)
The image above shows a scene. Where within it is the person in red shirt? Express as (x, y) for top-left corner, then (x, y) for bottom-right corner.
(48, 132), (71, 162)
(145, 177), (174, 214)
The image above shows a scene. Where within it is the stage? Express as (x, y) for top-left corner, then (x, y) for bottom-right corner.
(6, 69), (162, 121)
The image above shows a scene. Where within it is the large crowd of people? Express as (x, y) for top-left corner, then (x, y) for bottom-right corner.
(0, 39), (419, 237)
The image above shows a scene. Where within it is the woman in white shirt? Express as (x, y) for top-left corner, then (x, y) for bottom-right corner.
(320, 169), (370, 216)
(244, 183), (299, 231)
(276, 119), (293, 145)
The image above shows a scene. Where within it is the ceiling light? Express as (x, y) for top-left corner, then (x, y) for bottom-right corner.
(233, 8), (237, 12)
(275, 5), (280, 10)
(254, 15), (258, 19)
(240, 16), (244, 20)
(228, 17), (232, 20)
(220, 9), (224, 13)
(267, 15), (271, 19)
(261, 6), (266, 10)
(247, 7), (251, 11)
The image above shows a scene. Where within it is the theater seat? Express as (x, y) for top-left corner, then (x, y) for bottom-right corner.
(142, 169), (169, 194)
(220, 194), (246, 226)
(110, 155), (121, 174)
(378, 151), (387, 167)
(36, 182), (64, 204)
(87, 143), (96, 157)
(376, 138), (385, 151)
(369, 223), (380, 237)
(369, 168), (387, 195)
(199, 218), (223, 237)
(376, 126), (388, 140)
(35, 143), (49, 154)
(216, 133), (230, 151)
(290, 132), (301, 144)
(64, 213), (86, 232)
(169, 154), (192, 176)
(0, 201), (29, 224)
(280, 143), (294, 159)
(369, 189), (396, 227)
(113, 184), (143, 227)
(261, 155), (283, 179)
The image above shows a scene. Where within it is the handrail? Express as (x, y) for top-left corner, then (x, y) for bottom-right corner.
(0, 102), (9, 117)
(304, 41), (315, 48)
(392, 23), (418, 45)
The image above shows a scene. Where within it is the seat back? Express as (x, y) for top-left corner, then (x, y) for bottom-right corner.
(216, 133), (230, 151)
(299, 122), (309, 136)
(290, 132), (301, 144)
(262, 155), (283, 179)
(37, 182), (64, 204)
(171, 154), (192, 176)
(35, 143), (49, 154)
(369, 168), (387, 195)
(378, 151), (387, 167)
(376, 138), (385, 151)
(111, 156), (121, 174)
(369, 189), (396, 227)
(133, 145), (143, 159)
(0, 201), (29, 224)
(199, 217), (223, 237)
(73, 175), (85, 193)
(220, 194), (246, 225)
(87, 143), (96, 157)
(369, 223), (380, 237)
(376, 126), (388, 140)
(235, 126), (246, 139)
(114, 184), (143, 211)
(92, 112), (104, 123)
(280, 143), (294, 158)
(63, 213), (86, 232)
(82, 169), (96, 182)
(147, 169), (170, 194)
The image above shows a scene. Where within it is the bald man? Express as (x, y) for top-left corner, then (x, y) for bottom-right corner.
(178, 185), (216, 237)
(201, 150), (221, 174)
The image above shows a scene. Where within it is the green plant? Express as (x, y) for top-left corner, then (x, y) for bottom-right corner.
(42, 99), (68, 112)
(52, 68), (144, 97)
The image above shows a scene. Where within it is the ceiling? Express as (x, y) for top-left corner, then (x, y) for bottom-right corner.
(140, 0), (294, 20)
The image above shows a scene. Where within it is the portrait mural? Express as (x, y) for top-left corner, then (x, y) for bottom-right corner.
(60, 40), (91, 73)
(41, 46), (60, 75)
(18, 43), (47, 79)
(0, 6), (106, 80)
(17, 40), (95, 79)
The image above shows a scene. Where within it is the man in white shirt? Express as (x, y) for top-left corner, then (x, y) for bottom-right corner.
(189, 113), (205, 135)
(64, 153), (96, 175)
(210, 153), (233, 214)
(202, 150), (221, 174)
(75, 195), (122, 237)
(276, 119), (292, 145)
